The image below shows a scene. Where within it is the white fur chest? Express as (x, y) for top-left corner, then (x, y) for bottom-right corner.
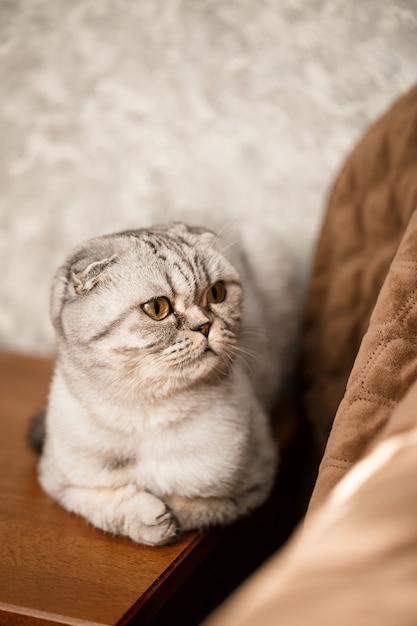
(46, 367), (263, 500)
(131, 398), (251, 498)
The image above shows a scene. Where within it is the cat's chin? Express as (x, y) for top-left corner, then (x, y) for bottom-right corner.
(159, 350), (232, 398)
(189, 348), (232, 383)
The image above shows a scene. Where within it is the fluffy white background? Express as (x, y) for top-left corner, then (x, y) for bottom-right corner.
(1, 0), (416, 355)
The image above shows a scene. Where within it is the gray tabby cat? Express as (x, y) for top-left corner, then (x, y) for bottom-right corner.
(32, 222), (297, 546)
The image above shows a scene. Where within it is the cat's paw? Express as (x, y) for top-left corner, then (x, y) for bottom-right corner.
(57, 484), (181, 547)
(123, 490), (181, 546)
(164, 493), (241, 530)
(164, 484), (272, 531)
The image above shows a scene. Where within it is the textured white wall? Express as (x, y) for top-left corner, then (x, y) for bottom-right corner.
(1, 0), (416, 355)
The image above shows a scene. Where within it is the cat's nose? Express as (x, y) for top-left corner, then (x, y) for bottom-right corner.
(194, 322), (211, 338)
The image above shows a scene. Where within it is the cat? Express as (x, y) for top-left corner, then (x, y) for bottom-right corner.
(30, 221), (298, 546)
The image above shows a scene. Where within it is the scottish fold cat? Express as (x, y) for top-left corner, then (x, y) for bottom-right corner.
(31, 221), (298, 546)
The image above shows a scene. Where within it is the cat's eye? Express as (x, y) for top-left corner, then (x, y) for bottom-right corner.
(142, 297), (171, 321)
(206, 281), (226, 304)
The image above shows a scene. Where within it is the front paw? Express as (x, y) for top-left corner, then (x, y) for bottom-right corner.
(164, 493), (240, 530)
(57, 485), (182, 547)
(123, 490), (181, 546)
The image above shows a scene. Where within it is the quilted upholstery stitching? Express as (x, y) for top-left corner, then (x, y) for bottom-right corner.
(325, 461), (351, 471)
(309, 209), (417, 511)
(347, 397), (397, 408)
(351, 289), (417, 403)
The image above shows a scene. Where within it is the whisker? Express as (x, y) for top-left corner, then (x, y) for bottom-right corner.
(233, 352), (256, 384)
(213, 216), (239, 242)
(233, 345), (258, 361)
(239, 327), (268, 340)
(216, 238), (241, 257)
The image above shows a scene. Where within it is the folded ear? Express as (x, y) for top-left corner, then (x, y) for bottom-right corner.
(50, 245), (119, 335)
(71, 255), (118, 295)
(179, 224), (216, 246)
(189, 225), (216, 242)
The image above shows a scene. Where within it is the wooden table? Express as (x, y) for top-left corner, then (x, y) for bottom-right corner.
(0, 352), (218, 626)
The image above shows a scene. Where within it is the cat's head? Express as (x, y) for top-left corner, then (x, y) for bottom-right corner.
(51, 223), (242, 401)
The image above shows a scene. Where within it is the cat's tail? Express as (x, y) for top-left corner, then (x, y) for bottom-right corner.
(27, 409), (46, 455)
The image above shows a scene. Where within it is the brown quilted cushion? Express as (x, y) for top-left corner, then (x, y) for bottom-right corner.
(308, 209), (417, 511)
(299, 84), (417, 454)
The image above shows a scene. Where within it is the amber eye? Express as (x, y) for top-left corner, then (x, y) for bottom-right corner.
(142, 297), (171, 321)
(206, 281), (226, 304)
